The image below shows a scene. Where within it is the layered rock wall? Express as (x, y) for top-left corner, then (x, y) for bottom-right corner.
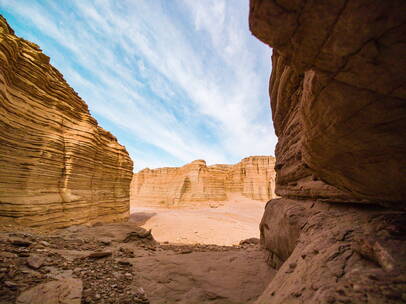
(225, 156), (276, 201)
(250, 0), (406, 206)
(0, 17), (133, 228)
(131, 156), (276, 206)
(249, 0), (406, 303)
(131, 160), (229, 206)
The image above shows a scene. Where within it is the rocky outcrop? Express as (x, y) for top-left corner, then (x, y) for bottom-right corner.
(250, 0), (406, 206)
(0, 16), (133, 228)
(249, 1), (406, 303)
(257, 199), (406, 304)
(131, 156), (276, 206)
(225, 156), (276, 200)
(131, 160), (230, 206)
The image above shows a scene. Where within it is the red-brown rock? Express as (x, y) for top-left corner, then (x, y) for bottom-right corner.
(249, 1), (406, 303)
(16, 278), (82, 304)
(257, 199), (406, 304)
(250, 0), (406, 206)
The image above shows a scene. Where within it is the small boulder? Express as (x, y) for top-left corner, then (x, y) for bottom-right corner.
(27, 254), (45, 269)
(123, 228), (152, 242)
(98, 238), (112, 246)
(239, 238), (260, 246)
(16, 278), (82, 304)
(39, 240), (50, 247)
(4, 280), (18, 289)
(117, 259), (133, 266)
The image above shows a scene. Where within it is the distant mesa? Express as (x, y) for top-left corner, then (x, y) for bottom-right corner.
(131, 156), (277, 206)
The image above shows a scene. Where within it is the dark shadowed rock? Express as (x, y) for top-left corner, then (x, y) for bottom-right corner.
(9, 238), (32, 247)
(87, 251), (112, 259)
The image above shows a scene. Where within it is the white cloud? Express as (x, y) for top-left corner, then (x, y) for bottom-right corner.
(1, 0), (276, 170)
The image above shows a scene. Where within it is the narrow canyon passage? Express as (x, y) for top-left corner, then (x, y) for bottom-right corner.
(1, 0), (406, 303)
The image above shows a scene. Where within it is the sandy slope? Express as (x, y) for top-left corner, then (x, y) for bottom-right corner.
(130, 193), (267, 246)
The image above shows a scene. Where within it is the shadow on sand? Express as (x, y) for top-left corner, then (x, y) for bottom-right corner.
(129, 212), (157, 226)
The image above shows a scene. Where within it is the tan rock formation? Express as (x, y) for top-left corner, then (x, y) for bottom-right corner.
(225, 156), (276, 200)
(250, 0), (406, 206)
(249, 0), (406, 303)
(0, 16), (133, 228)
(131, 156), (276, 206)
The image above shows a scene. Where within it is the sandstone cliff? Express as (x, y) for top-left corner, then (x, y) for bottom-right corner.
(249, 1), (406, 303)
(250, 0), (406, 206)
(0, 16), (133, 228)
(131, 156), (276, 206)
(225, 156), (276, 201)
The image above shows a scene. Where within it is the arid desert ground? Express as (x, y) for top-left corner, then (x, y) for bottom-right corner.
(130, 193), (266, 245)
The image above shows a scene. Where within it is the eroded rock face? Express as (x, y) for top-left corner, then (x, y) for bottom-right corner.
(226, 156), (276, 201)
(131, 160), (230, 206)
(250, 0), (406, 206)
(131, 156), (276, 206)
(249, 1), (406, 302)
(0, 16), (133, 228)
(257, 199), (406, 304)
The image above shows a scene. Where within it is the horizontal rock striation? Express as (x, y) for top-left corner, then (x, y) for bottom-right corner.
(0, 16), (133, 228)
(249, 0), (406, 303)
(131, 156), (276, 206)
(131, 160), (230, 206)
(225, 156), (276, 201)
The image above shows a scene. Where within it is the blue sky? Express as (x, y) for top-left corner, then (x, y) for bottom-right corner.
(0, 0), (275, 171)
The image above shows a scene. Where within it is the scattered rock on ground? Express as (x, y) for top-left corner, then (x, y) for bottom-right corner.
(0, 221), (269, 304)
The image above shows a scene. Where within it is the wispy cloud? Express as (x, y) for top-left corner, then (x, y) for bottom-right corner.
(0, 0), (275, 171)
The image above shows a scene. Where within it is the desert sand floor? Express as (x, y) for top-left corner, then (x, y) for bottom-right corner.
(130, 194), (267, 246)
